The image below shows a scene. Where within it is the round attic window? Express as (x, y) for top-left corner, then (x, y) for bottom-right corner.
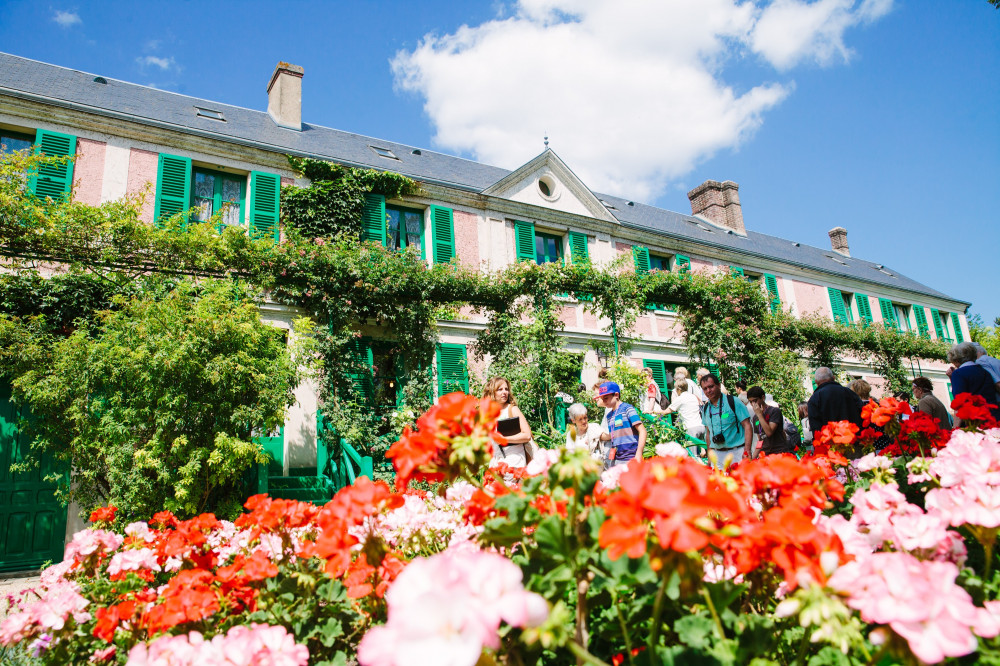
(537, 174), (558, 201)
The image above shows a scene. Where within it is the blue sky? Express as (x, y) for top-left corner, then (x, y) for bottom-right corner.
(1, 0), (997, 321)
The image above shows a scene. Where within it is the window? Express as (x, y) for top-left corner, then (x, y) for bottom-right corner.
(535, 231), (563, 265)
(155, 154), (279, 243)
(763, 274), (781, 313)
(648, 254), (675, 312)
(931, 309), (954, 343)
(878, 298), (900, 331)
(893, 304), (911, 332)
(370, 146), (398, 160)
(195, 107), (225, 121)
(385, 204), (424, 257)
(828, 288), (854, 325)
(649, 254), (670, 272)
(0, 130), (33, 155)
(192, 168), (245, 228)
(856, 294), (874, 325)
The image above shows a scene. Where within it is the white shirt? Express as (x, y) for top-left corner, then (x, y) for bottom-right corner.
(565, 422), (604, 458)
(669, 391), (703, 432)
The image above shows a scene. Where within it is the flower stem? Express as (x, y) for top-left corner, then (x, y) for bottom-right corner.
(701, 587), (726, 640)
(612, 590), (636, 666)
(648, 568), (671, 652)
(566, 640), (613, 666)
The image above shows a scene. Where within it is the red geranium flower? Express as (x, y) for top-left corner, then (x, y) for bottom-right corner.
(813, 421), (859, 454)
(953, 393), (999, 428)
(89, 505), (117, 524)
(386, 393), (502, 490)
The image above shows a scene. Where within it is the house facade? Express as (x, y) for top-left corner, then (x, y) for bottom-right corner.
(0, 53), (970, 564)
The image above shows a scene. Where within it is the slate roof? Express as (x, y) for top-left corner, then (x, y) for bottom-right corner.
(0, 52), (962, 304)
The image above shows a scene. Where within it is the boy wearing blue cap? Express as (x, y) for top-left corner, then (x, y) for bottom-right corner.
(596, 382), (646, 467)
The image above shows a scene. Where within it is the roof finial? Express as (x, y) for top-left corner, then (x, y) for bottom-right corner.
(543, 133), (549, 148)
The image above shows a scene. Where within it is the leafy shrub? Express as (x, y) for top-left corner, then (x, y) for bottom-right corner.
(4, 278), (299, 523)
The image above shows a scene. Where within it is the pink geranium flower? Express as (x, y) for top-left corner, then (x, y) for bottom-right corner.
(829, 552), (996, 663)
(358, 548), (547, 666)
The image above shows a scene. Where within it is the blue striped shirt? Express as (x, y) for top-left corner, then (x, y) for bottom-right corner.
(605, 403), (641, 461)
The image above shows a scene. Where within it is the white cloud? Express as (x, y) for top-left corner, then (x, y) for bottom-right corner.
(392, 0), (892, 201)
(52, 10), (81, 28)
(136, 56), (176, 71)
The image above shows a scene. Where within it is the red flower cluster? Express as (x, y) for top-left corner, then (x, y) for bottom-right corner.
(862, 397), (911, 427)
(953, 393), (999, 428)
(302, 477), (403, 577)
(386, 392), (503, 490)
(598, 456), (746, 560)
(344, 551), (406, 599)
(89, 505), (117, 525)
(813, 421), (859, 454)
(728, 455), (846, 589)
(896, 411), (951, 452)
(141, 569), (221, 635)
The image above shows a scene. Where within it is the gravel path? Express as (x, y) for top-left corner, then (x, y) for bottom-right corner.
(0, 574), (41, 619)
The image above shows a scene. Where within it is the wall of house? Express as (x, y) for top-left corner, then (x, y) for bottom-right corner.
(0, 104), (974, 476)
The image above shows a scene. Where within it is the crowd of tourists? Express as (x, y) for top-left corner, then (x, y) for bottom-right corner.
(484, 340), (1000, 473)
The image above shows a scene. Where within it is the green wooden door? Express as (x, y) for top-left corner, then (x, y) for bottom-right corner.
(0, 383), (67, 572)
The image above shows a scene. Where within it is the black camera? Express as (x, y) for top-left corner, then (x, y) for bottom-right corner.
(712, 434), (726, 445)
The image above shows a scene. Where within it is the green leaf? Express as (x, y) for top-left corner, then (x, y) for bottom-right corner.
(674, 614), (717, 651)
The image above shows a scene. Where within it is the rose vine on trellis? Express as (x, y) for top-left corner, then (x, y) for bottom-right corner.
(0, 152), (949, 448)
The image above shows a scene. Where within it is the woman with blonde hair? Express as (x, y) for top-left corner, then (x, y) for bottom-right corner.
(482, 376), (533, 467)
(848, 379), (872, 402)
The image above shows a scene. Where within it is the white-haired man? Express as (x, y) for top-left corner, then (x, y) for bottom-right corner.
(806, 367), (864, 434)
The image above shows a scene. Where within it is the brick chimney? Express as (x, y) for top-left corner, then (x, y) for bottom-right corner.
(267, 62), (304, 131)
(687, 180), (745, 235)
(828, 227), (850, 256)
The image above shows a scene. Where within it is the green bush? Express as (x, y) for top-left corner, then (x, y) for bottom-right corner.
(3, 278), (299, 523)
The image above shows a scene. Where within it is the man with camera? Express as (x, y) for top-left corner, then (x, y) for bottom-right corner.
(699, 373), (752, 469)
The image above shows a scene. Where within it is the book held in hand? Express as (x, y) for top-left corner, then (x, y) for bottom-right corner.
(496, 416), (522, 437)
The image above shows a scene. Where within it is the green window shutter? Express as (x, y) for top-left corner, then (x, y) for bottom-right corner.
(763, 274), (780, 313)
(514, 220), (535, 262)
(706, 362), (720, 378)
(346, 339), (375, 405)
(878, 298), (899, 330)
(951, 313), (964, 343)
(568, 231), (589, 264)
(675, 254), (691, 274)
(153, 153), (192, 226)
(731, 266), (745, 277)
(828, 288), (849, 325)
(930, 308), (946, 340)
(632, 246), (650, 274)
(913, 305), (930, 339)
(947, 382), (954, 401)
(642, 360), (668, 394)
(362, 193), (387, 245)
(430, 205), (455, 264)
(249, 171), (281, 244)
(856, 294), (873, 325)
(29, 129), (76, 200)
(436, 343), (469, 396)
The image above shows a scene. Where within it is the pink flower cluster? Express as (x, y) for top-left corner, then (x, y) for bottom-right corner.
(356, 484), (481, 553)
(0, 578), (90, 645)
(357, 547), (548, 666)
(829, 552), (1000, 663)
(925, 430), (1000, 529)
(64, 528), (123, 568)
(126, 623), (308, 666)
(844, 482), (965, 563)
